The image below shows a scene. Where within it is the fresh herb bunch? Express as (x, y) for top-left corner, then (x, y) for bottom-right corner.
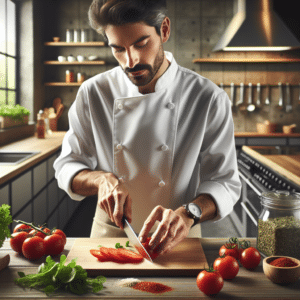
(15, 255), (106, 295)
(0, 104), (30, 120)
(0, 204), (12, 248)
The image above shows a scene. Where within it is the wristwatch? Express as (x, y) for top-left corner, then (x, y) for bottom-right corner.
(182, 203), (202, 227)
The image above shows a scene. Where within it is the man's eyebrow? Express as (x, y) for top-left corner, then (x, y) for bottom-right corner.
(108, 35), (150, 48)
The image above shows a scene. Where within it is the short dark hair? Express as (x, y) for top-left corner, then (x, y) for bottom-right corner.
(88, 0), (167, 36)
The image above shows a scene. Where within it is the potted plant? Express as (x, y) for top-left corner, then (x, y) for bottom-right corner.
(0, 204), (12, 272)
(0, 104), (30, 129)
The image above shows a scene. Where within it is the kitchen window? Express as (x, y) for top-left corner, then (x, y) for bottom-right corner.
(0, 0), (17, 106)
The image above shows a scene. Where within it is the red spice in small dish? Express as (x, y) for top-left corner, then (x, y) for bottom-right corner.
(269, 257), (298, 267)
(132, 281), (173, 294)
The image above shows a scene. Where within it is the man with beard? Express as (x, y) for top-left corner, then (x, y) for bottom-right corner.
(54, 0), (241, 257)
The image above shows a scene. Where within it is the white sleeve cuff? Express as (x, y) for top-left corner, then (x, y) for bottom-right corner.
(197, 181), (235, 222)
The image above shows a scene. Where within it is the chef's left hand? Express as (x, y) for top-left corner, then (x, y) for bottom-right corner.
(138, 205), (194, 256)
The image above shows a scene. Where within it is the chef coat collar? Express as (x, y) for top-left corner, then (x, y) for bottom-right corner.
(121, 51), (178, 96)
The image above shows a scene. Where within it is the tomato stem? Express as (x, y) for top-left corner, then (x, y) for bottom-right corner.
(14, 220), (50, 236)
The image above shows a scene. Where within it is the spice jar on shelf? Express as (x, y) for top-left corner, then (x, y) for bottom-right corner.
(257, 191), (300, 259)
(66, 70), (75, 83)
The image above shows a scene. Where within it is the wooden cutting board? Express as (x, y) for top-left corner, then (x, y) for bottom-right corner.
(65, 238), (208, 277)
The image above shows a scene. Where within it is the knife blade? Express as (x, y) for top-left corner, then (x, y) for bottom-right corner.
(122, 217), (153, 263)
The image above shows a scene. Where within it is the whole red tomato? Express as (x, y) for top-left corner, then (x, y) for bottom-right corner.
(10, 231), (29, 253)
(29, 227), (51, 239)
(219, 243), (239, 260)
(44, 233), (65, 256)
(22, 236), (45, 260)
(52, 229), (67, 245)
(239, 247), (261, 270)
(196, 268), (224, 296)
(13, 224), (31, 233)
(213, 255), (239, 280)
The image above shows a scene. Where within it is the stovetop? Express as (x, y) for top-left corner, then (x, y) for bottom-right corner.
(237, 146), (300, 193)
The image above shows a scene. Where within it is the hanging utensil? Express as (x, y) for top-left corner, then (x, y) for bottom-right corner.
(256, 83), (261, 109)
(230, 82), (235, 109)
(263, 85), (271, 113)
(277, 82), (284, 110)
(236, 83), (244, 107)
(285, 83), (292, 113)
(247, 83), (255, 112)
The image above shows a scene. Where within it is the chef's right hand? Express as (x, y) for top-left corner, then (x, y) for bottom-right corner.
(97, 172), (132, 229)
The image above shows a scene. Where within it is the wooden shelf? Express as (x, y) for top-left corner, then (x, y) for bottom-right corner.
(193, 58), (300, 63)
(44, 60), (106, 65)
(44, 82), (82, 87)
(44, 41), (106, 47)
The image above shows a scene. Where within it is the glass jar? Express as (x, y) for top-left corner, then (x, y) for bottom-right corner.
(257, 190), (300, 259)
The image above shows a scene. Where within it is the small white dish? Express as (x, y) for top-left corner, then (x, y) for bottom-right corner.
(77, 55), (85, 62)
(88, 55), (98, 61)
(58, 56), (66, 62)
(67, 55), (76, 62)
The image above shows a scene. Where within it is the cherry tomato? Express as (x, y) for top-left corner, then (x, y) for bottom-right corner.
(22, 236), (45, 260)
(196, 268), (224, 296)
(239, 247), (261, 270)
(44, 234), (65, 256)
(13, 224), (31, 233)
(238, 240), (251, 260)
(29, 227), (50, 239)
(219, 243), (239, 260)
(213, 255), (239, 280)
(52, 229), (67, 245)
(10, 231), (29, 253)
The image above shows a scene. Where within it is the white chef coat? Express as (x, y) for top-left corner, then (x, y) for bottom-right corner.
(54, 51), (241, 237)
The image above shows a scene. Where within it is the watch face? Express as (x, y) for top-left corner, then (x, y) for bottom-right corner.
(188, 203), (201, 218)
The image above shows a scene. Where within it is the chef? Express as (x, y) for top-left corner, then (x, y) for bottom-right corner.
(54, 0), (241, 256)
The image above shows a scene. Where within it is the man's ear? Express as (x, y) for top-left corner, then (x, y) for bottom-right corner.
(160, 17), (170, 43)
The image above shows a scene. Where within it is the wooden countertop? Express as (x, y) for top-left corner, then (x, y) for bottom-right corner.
(235, 132), (300, 138)
(243, 146), (300, 186)
(0, 132), (66, 186)
(1, 237), (299, 299)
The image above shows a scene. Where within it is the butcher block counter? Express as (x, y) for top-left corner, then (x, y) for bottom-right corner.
(0, 132), (66, 186)
(1, 238), (300, 299)
(242, 146), (300, 187)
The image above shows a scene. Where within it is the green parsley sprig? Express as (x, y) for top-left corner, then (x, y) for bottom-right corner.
(0, 204), (12, 248)
(15, 255), (106, 295)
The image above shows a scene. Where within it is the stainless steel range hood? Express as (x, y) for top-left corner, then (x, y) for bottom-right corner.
(213, 0), (300, 51)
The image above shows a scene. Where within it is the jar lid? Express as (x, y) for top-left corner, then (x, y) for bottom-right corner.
(260, 190), (300, 209)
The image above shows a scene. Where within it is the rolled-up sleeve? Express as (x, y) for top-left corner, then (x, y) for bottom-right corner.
(197, 91), (241, 221)
(53, 87), (98, 200)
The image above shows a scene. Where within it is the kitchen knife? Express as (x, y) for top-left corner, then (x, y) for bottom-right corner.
(122, 217), (153, 263)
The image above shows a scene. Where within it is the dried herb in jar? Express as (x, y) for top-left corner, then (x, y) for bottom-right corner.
(257, 216), (300, 259)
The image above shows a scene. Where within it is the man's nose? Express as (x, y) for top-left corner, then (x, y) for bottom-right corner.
(125, 49), (138, 69)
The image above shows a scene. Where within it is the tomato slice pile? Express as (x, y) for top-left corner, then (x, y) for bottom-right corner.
(90, 247), (144, 264)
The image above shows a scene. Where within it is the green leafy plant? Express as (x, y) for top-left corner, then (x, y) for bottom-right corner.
(15, 255), (106, 295)
(0, 204), (12, 248)
(0, 104), (30, 120)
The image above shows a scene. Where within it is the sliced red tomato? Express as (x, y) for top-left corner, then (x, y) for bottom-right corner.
(118, 248), (144, 263)
(141, 237), (159, 260)
(90, 249), (107, 262)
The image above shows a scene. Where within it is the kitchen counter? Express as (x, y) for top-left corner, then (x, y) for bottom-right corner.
(0, 132), (66, 186)
(235, 132), (300, 137)
(1, 238), (299, 299)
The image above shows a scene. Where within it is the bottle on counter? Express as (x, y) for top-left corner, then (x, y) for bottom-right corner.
(37, 110), (45, 139)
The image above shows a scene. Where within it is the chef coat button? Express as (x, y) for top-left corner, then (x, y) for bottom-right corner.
(116, 144), (123, 150)
(167, 102), (175, 110)
(117, 103), (123, 110)
(158, 180), (166, 187)
(161, 145), (169, 151)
